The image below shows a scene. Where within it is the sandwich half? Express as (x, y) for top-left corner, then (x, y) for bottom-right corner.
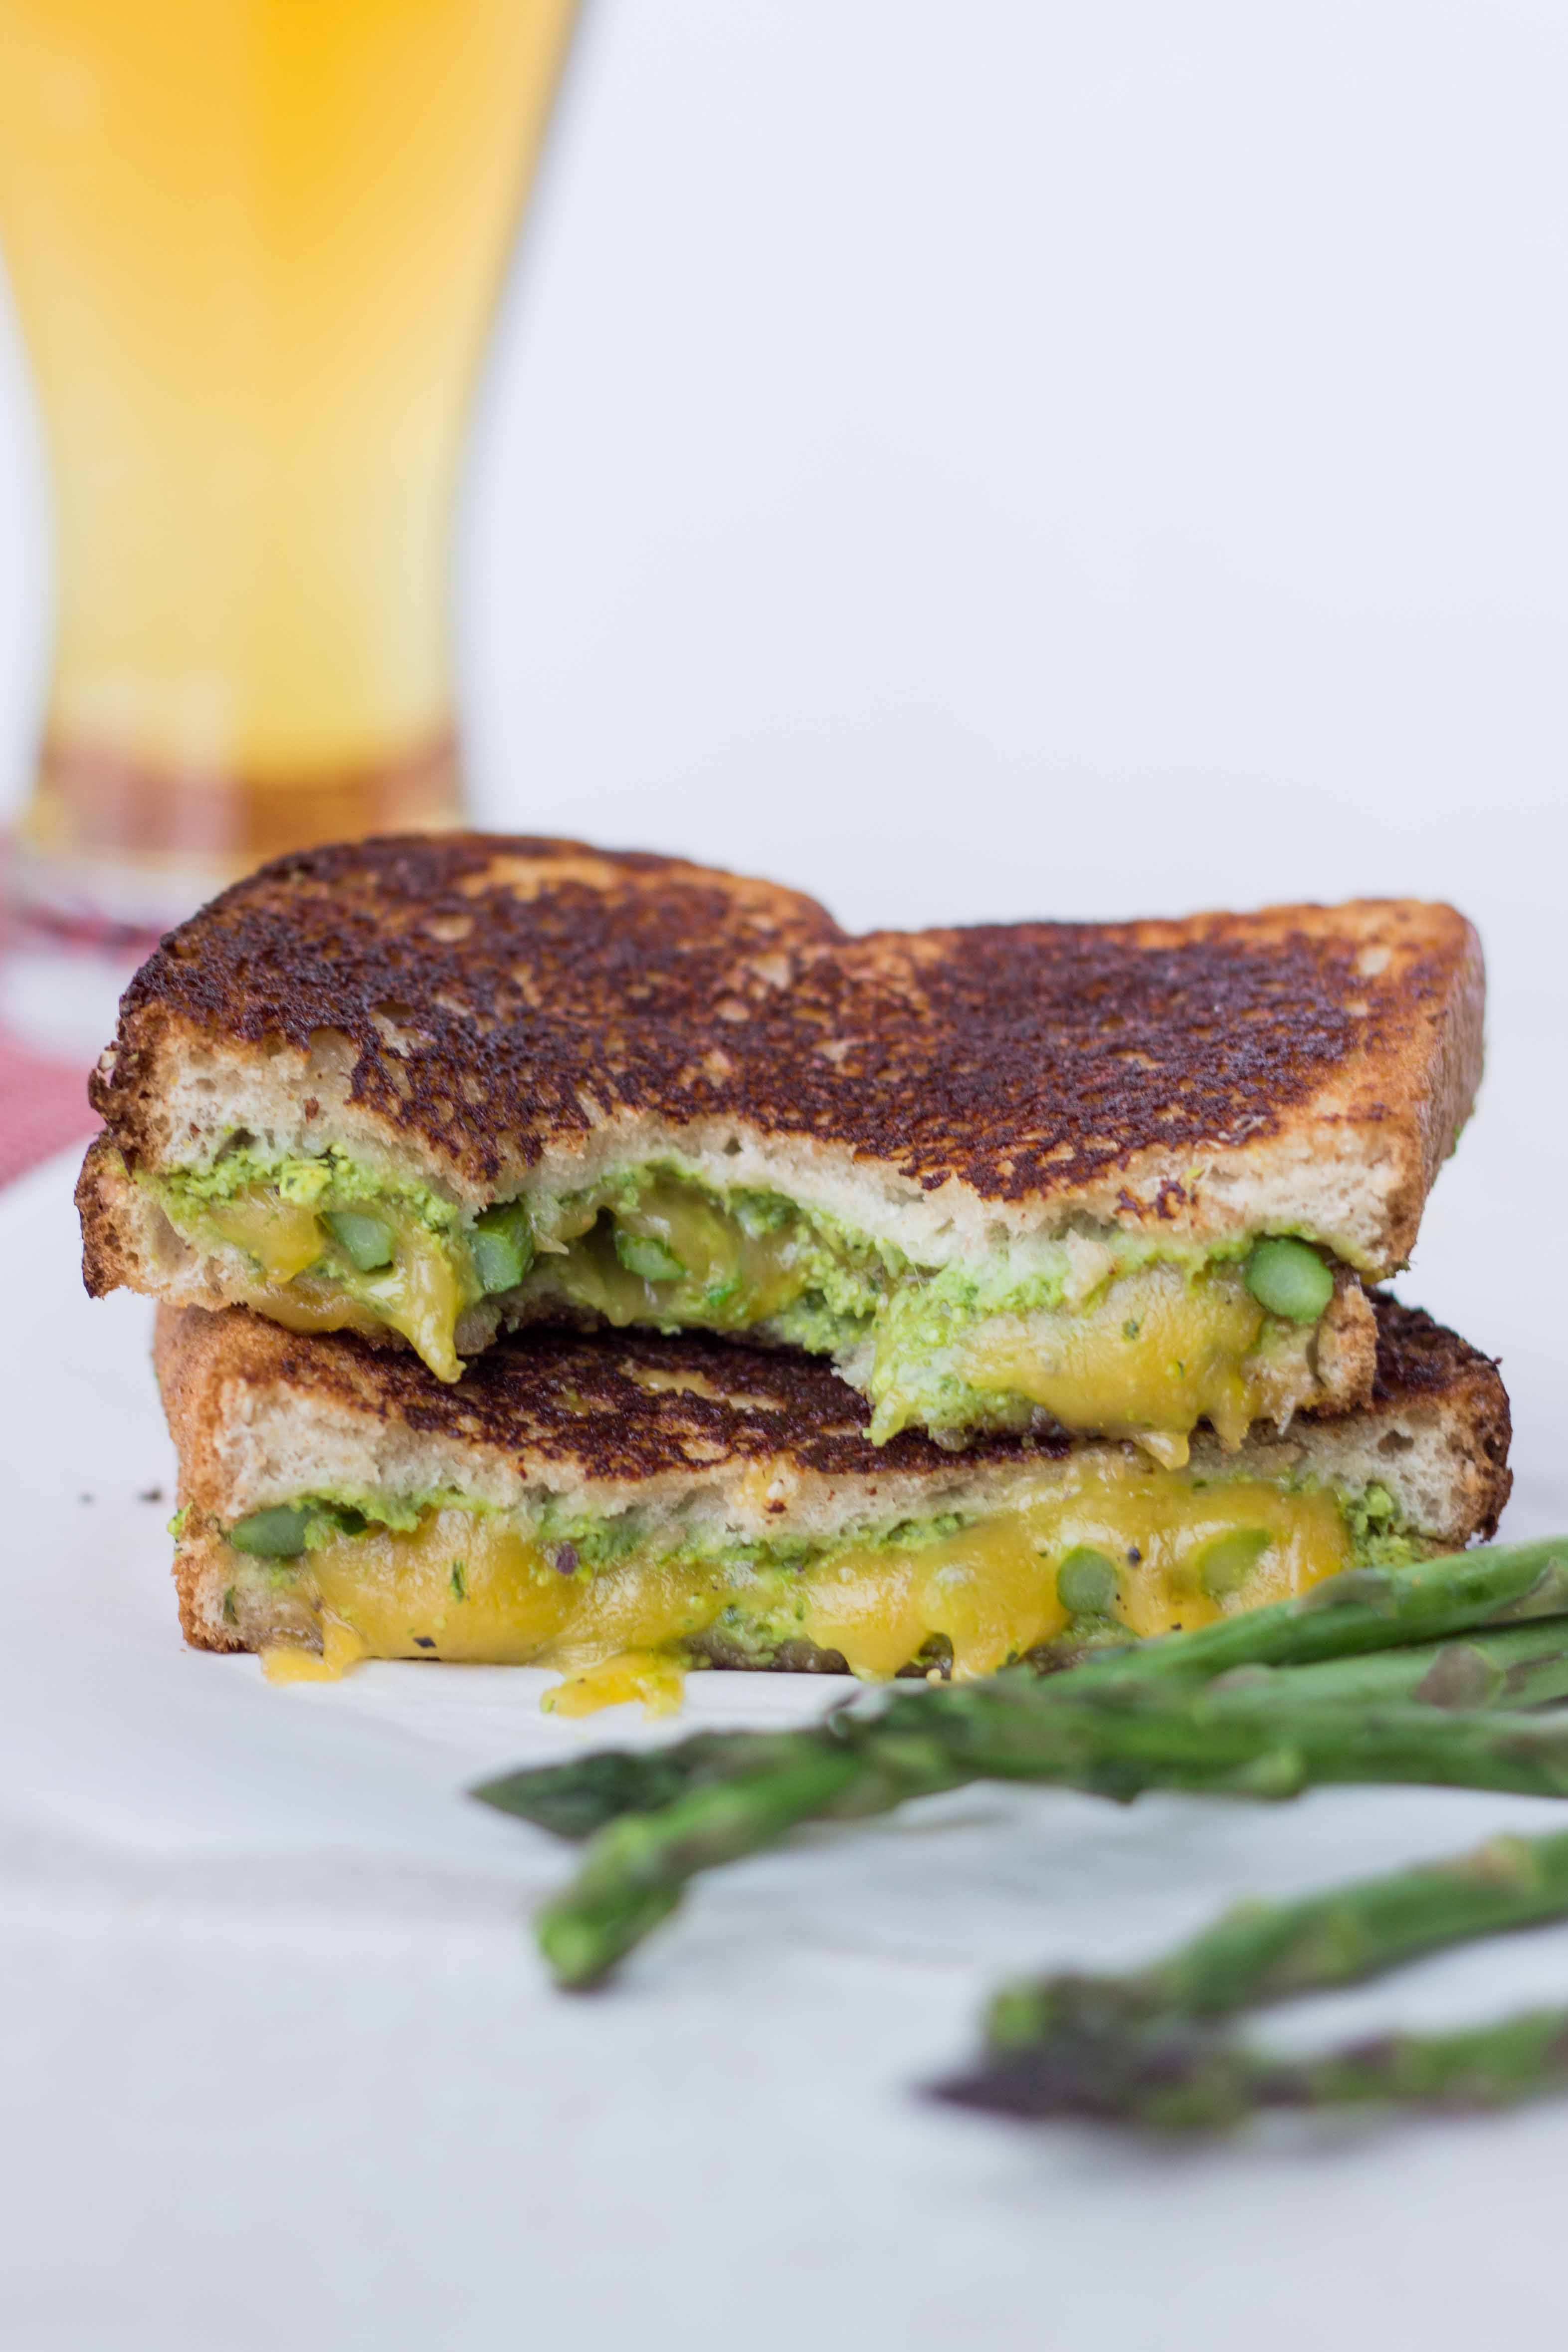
(157, 1294), (1510, 1704)
(88, 834), (1484, 1459)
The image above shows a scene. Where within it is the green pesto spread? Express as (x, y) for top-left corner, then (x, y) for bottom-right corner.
(144, 1144), (1343, 1444)
(218, 1476), (1427, 1671)
(156, 1142), (466, 1235)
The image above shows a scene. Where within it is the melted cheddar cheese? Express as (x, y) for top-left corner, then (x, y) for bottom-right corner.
(203, 1195), (471, 1377)
(540, 1183), (812, 1330)
(261, 1613), (370, 1684)
(246, 1459), (1352, 1712)
(957, 1263), (1281, 1465)
(208, 1193), (327, 1284)
(543, 1653), (688, 1718)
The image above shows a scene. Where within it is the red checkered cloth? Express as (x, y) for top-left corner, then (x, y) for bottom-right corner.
(0, 838), (102, 1187)
(0, 1025), (96, 1188)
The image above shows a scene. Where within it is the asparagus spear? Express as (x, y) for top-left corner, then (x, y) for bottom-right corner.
(1227, 1619), (1568, 1713)
(533, 1680), (1568, 1987)
(478, 1732), (798, 1843)
(476, 1539), (1568, 1844)
(1108, 1824), (1568, 2014)
(1269, 2009), (1568, 2116)
(1049, 1534), (1568, 1693)
(537, 1746), (864, 1992)
(936, 1826), (1568, 2128)
(937, 2000), (1568, 2130)
(483, 1617), (1568, 1846)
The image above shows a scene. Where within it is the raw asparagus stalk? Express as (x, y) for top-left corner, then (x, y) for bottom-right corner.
(1053, 1534), (1568, 1693)
(476, 1539), (1568, 1845)
(477, 1732), (803, 1844)
(922, 1681), (1568, 1803)
(935, 1825), (1568, 2129)
(1227, 1619), (1568, 1712)
(936, 2002), (1568, 2130)
(985, 1824), (1568, 2036)
(1123, 1823), (1568, 2014)
(533, 1680), (1568, 1987)
(1269, 2009), (1568, 2115)
(537, 1746), (864, 1993)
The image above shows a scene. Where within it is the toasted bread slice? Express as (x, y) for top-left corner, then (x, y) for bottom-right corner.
(92, 835), (1479, 1261)
(157, 1293), (1509, 1688)
(87, 835), (1482, 1449)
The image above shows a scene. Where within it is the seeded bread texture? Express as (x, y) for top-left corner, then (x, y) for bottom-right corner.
(157, 1296), (1509, 1655)
(85, 835), (1484, 1283)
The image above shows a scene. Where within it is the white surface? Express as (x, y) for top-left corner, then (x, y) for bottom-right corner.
(6, 1094), (1568, 2352)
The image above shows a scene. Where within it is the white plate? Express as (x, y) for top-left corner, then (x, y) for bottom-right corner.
(7, 1142), (1568, 2351)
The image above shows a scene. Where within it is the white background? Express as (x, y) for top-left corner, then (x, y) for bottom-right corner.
(4, 5), (1568, 2346)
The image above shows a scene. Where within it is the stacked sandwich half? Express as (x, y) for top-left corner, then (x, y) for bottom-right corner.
(78, 835), (1510, 1706)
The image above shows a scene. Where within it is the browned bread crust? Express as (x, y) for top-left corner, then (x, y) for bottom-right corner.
(91, 834), (1483, 1272)
(77, 1127), (133, 1304)
(1363, 1289), (1512, 1540)
(157, 1293), (1510, 1653)
(154, 1306), (1072, 1492)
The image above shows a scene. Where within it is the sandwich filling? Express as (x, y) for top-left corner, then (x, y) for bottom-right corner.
(202, 1462), (1421, 1707)
(140, 1148), (1358, 1458)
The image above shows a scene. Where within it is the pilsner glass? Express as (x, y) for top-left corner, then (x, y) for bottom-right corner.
(0, 0), (576, 943)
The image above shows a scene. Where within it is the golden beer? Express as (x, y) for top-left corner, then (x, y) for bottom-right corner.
(0, 0), (575, 934)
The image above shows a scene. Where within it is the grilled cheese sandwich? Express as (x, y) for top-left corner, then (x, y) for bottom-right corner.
(83, 836), (1480, 1456)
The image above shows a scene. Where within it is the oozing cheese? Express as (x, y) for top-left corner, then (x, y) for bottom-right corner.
(261, 1613), (370, 1684)
(159, 1164), (1337, 1449)
(543, 1653), (688, 1718)
(248, 1459), (1351, 1709)
(539, 1183), (811, 1330)
(958, 1264), (1277, 1466)
(204, 1196), (470, 1377)
(207, 1194), (326, 1284)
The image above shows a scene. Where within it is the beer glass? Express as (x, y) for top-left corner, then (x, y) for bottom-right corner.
(0, 0), (576, 944)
